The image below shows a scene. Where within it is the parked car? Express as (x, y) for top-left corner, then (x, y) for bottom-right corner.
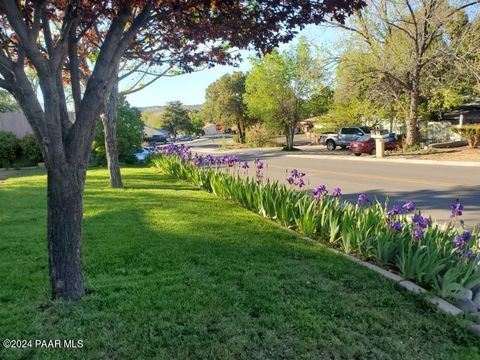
(320, 126), (371, 151)
(176, 135), (194, 142)
(349, 134), (400, 156)
(134, 147), (152, 162)
(154, 134), (169, 143)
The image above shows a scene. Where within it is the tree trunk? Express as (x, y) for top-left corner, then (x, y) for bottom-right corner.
(285, 124), (295, 151)
(102, 80), (123, 188)
(237, 121), (245, 143)
(406, 76), (420, 147)
(47, 165), (86, 301)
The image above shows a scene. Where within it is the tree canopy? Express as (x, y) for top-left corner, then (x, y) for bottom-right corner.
(158, 101), (192, 138)
(244, 38), (326, 150)
(203, 72), (253, 143)
(328, 0), (478, 145)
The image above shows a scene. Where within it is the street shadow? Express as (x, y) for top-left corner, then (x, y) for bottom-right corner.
(340, 186), (480, 226)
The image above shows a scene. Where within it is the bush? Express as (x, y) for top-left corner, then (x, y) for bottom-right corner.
(0, 131), (19, 168)
(246, 124), (272, 148)
(19, 134), (43, 163)
(451, 125), (480, 148)
(92, 95), (143, 165)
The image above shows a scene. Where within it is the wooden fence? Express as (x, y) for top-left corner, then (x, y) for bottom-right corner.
(0, 112), (33, 138)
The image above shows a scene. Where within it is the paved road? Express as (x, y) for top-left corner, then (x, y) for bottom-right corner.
(189, 139), (480, 228)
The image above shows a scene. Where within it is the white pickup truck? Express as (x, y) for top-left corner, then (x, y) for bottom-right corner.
(319, 126), (371, 151)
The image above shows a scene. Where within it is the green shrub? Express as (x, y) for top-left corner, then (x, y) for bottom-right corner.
(232, 134), (241, 143)
(246, 124), (272, 147)
(0, 131), (19, 168)
(451, 125), (480, 148)
(19, 134), (43, 163)
(92, 95), (143, 165)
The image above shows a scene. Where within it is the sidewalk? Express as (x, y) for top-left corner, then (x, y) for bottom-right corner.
(0, 169), (16, 181)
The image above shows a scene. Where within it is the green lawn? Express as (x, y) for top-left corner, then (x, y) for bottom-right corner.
(0, 167), (479, 359)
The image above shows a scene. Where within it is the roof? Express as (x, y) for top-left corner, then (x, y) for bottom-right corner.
(441, 98), (480, 124)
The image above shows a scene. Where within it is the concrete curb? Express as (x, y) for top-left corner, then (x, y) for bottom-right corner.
(285, 153), (480, 168)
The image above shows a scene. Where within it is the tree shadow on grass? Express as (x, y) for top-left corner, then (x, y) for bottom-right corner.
(55, 205), (479, 359)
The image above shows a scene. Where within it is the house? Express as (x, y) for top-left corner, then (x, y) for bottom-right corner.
(441, 98), (480, 125)
(203, 123), (219, 135)
(423, 99), (480, 144)
(143, 125), (168, 139)
(0, 111), (34, 138)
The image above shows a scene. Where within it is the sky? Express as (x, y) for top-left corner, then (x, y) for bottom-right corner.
(124, 25), (343, 108)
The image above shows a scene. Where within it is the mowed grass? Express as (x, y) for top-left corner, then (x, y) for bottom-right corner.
(0, 167), (479, 360)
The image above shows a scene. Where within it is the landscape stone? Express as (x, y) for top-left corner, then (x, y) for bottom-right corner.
(426, 296), (463, 316)
(398, 280), (426, 294)
(454, 298), (478, 314)
(473, 292), (480, 310)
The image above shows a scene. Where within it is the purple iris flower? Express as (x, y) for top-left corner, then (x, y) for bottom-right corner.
(225, 156), (237, 167)
(450, 199), (464, 217)
(466, 248), (476, 261)
(387, 205), (402, 217)
(453, 235), (463, 247)
(206, 155), (214, 164)
(411, 213), (422, 223)
(357, 193), (369, 205)
(331, 187), (342, 198)
(194, 155), (204, 166)
(312, 185), (327, 200)
(298, 178), (305, 188)
(413, 228), (424, 241)
(462, 231), (471, 242)
(402, 201), (415, 212)
(418, 216), (430, 229)
(241, 161), (249, 170)
(390, 221), (403, 232)
(291, 169), (299, 178)
(254, 158), (264, 170)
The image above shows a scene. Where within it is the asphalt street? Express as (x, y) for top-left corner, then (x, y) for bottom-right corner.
(189, 138), (480, 228)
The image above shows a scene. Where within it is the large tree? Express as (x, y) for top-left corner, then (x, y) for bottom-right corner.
(0, 0), (365, 301)
(158, 100), (191, 138)
(245, 38), (326, 150)
(103, 59), (197, 189)
(203, 72), (253, 143)
(329, 0), (478, 146)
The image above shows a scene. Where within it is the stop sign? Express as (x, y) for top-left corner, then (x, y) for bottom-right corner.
(215, 123), (222, 132)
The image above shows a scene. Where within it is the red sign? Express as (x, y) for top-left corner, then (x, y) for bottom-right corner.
(215, 123), (222, 132)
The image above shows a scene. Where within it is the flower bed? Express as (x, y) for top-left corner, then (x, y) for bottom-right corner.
(151, 144), (480, 311)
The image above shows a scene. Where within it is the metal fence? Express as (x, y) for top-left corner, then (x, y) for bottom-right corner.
(0, 112), (33, 138)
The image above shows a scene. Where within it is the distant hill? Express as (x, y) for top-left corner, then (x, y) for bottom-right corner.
(139, 104), (203, 113)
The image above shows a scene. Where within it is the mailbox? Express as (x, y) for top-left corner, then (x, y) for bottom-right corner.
(371, 134), (388, 158)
